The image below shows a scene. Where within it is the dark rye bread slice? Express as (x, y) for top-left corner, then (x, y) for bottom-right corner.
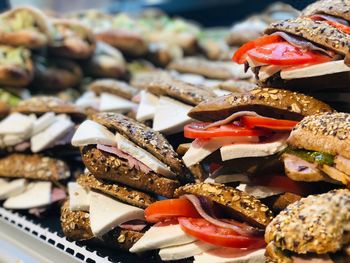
(91, 112), (185, 177)
(175, 183), (274, 228)
(77, 173), (156, 208)
(146, 77), (216, 106)
(189, 87), (333, 122)
(302, 0), (350, 22)
(288, 112), (350, 159)
(81, 146), (180, 198)
(0, 154), (70, 181)
(265, 17), (350, 56)
(88, 79), (139, 100)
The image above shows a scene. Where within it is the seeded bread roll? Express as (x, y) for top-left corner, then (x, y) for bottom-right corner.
(81, 146), (180, 198)
(302, 0), (350, 22)
(189, 87), (333, 121)
(88, 79), (138, 100)
(175, 183), (273, 228)
(288, 112), (350, 159)
(0, 154), (70, 181)
(265, 18), (350, 56)
(265, 189), (350, 254)
(77, 173), (156, 208)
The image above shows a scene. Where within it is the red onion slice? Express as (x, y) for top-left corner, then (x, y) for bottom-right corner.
(204, 111), (261, 130)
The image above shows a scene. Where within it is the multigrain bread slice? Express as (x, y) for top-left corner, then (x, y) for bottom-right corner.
(0, 154), (70, 181)
(88, 79), (138, 100)
(288, 112), (350, 159)
(302, 0), (350, 22)
(175, 183), (274, 228)
(77, 173), (156, 208)
(189, 87), (333, 122)
(81, 146), (180, 198)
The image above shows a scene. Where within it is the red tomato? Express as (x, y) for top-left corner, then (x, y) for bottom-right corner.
(184, 122), (269, 139)
(232, 35), (282, 64)
(241, 116), (298, 131)
(145, 199), (200, 223)
(311, 15), (350, 34)
(178, 218), (265, 248)
(247, 42), (331, 66)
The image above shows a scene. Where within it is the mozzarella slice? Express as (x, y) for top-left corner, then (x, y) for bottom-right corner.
(31, 117), (74, 152)
(237, 184), (284, 199)
(159, 241), (216, 261)
(68, 182), (90, 212)
(194, 248), (265, 263)
(281, 60), (350, 80)
(0, 113), (34, 136)
(136, 91), (159, 122)
(89, 191), (144, 237)
(4, 181), (52, 209)
(115, 133), (175, 177)
(31, 112), (56, 136)
(0, 179), (27, 200)
(130, 224), (196, 253)
(75, 91), (100, 110)
(153, 96), (193, 135)
(99, 92), (136, 113)
(71, 120), (117, 147)
(258, 65), (283, 81)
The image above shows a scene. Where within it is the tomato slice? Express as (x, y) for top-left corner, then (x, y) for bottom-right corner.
(232, 35), (282, 64)
(311, 15), (350, 35)
(178, 218), (265, 248)
(145, 199), (200, 223)
(241, 116), (298, 131)
(247, 41), (331, 66)
(184, 122), (269, 139)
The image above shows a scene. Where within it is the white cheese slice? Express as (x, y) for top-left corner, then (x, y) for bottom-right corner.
(281, 60), (350, 80)
(31, 117), (74, 153)
(258, 65), (283, 81)
(220, 138), (287, 161)
(177, 73), (205, 85)
(89, 191), (144, 237)
(159, 241), (216, 261)
(115, 133), (175, 177)
(68, 182), (90, 212)
(99, 92), (136, 113)
(3, 134), (26, 146)
(4, 181), (52, 209)
(31, 112), (56, 136)
(136, 91), (159, 122)
(246, 56), (268, 67)
(71, 120), (117, 147)
(0, 178), (7, 185)
(237, 184), (284, 199)
(0, 179), (27, 200)
(212, 89), (231, 96)
(194, 248), (265, 263)
(130, 224), (196, 253)
(153, 96), (193, 135)
(75, 91), (100, 110)
(0, 113), (34, 136)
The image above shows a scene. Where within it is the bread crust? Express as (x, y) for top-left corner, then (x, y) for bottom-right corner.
(175, 183), (273, 228)
(0, 154), (70, 181)
(189, 87), (333, 121)
(302, 0), (350, 22)
(81, 146), (180, 198)
(88, 79), (138, 100)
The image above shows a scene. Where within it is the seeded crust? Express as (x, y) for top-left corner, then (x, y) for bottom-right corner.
(0, 7), (51, 49)
(302, 0), (350, 22)
(265, 242), (293, 263)
(265, 17), (350, 56)
(77, 173), (156, 208)
(175, 183), (274, 228)
(265, 189), (350, 254)
(288, 112), (350, 159)
(217, 80), (256, 93)
(0, 100), (9, 118)
(146, 77), (216, 106)
(81, 146), (180, 198)
(0, 58), (33, 87)
(0, 154), (70, 181)
(264, 192), (302, 214)
(12, 96), (86, 120)
(88, 79), (138, 100)
(189, 87), (333, 122)
(130, 71), (171, 90)
(91, 112), (185, 177)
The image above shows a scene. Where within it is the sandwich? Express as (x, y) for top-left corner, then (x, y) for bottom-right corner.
(31, 55), (82, 92)
(283, 112), (350, 188)
(146, 42), (183, 67)
(233, 16), (350, 91)
(265, 189), (350, 262)
(0, 6), (51, 49)
(49, 19), (96, 59)
(71, 112), (185, 198)
(81, 41), (126, 78)
(0, 45), (33, 87)
(75, 79), (138, 115)
(129, 182), (272, 262)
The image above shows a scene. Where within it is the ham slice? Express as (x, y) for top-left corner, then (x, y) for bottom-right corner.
(119, 219), (147, 231)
